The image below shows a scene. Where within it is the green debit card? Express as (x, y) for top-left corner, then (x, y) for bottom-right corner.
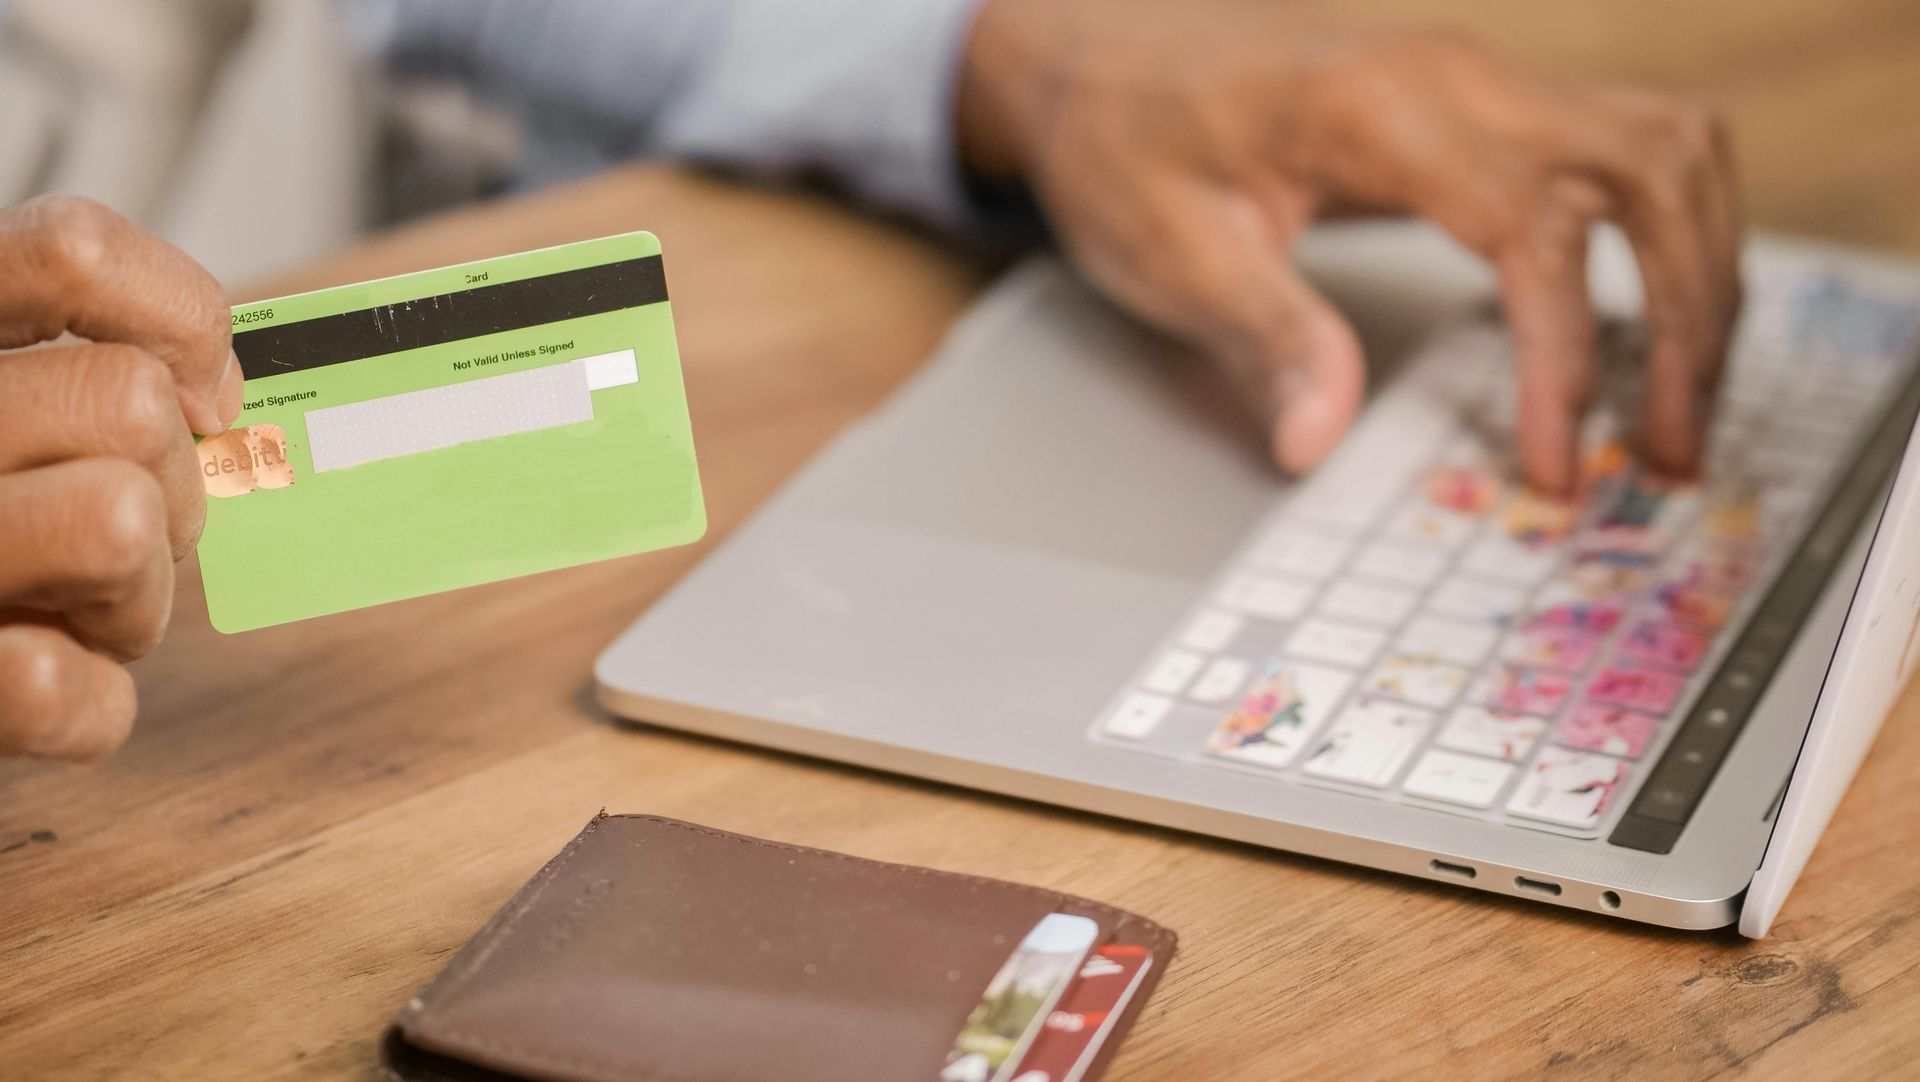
(198, 231), (704, 632)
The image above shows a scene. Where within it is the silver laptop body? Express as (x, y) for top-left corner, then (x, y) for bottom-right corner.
(597, 224), (1920, 934)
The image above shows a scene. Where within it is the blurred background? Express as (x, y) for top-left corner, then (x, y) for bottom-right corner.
(3, 0), (1917, 286)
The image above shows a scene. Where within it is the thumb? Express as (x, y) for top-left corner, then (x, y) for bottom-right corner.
(1066, 183), (1366, 475)
(1239, 263), (1368, 475)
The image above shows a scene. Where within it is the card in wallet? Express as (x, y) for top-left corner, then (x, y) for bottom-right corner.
(382, 813), (1176, 1082)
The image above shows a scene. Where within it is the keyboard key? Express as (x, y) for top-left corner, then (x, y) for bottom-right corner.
(1215, 574), (1314, 622)
(1554, 554), (1654, 595)
(1103, 692), (1173, 739)
(1648, 577), (1736, 628)
(1189, 657), (1252, 704)
(1500, 625), (1602, 674)
(1140, 650), (1205, 695)
(1204, 659), (1354, 768)
(1703, 435), (1746, 479)
(1756, 492), (1817, 552)
(1286, 392), (1458, 530)
(1525, 594), (1625, 635)
(1577, 527), (1671, 567)
(1425, 577), (1528, 624)
(1585, 477), (1697, 558)
(1283, 618), (1388, 668)
(1747, 444), (1826, 493)
(1350, 541), (1448, 589)
(1395, 615), (1498, 666)
(1362, 654), (1470, 709)
(1585, 664), (1687, 714)
(1497, 491), (1581, 547)
(1555, 704), (1661, 759)
(1472, 665), (1575, 717)
(1437, 705), (1548, 762)
(1769, 412), (1856, 451)
(1458, 392), (1518, 444)
(1247, 525), (1349, 579)
(1402, 749), (1515, 808)
(1383, 503), (1477, 549)
(1301, 699), (1435, 787)
(1180, 609), (1244, 652)
(1670, 539), (1761, 597)
(1699, 484), (1763, 545)
(1419, 464), (1502, 515)
(1320, 579), (1420, 626)
(1582, 438), (1633, 484)
(1617, 620), (1711, 671)
(1506, 747), (1631, 828)
(1460, 534), (1560, 585)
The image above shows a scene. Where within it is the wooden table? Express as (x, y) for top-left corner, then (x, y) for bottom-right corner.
(7, 7), (1920, 1076)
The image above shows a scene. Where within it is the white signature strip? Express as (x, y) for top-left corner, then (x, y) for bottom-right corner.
(304, 349), (637, 472)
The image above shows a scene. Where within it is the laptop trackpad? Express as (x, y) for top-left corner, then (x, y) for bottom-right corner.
(785, 262), (1281, 585)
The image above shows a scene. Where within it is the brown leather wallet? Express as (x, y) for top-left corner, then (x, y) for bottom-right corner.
(383, 813), (1175, 1082)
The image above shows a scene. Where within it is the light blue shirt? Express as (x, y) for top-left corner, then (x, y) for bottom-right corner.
(346, 0), (989, 233)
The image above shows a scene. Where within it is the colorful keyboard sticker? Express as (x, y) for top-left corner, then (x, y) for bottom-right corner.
(1093, 255), (1920, 838)
(1302, 700), (1435, 787)
(1617, 621), (1710, 670)
(1501, 625), (1603, 674)
(1205, 660), (1353, 768)
(1437, 706), (1548, 762)
(1556, 704), (1662, 758)
(1363, 655), (1472, 709)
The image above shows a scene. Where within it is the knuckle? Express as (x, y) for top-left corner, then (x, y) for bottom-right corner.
(1388, 26), (1518, 92)
(102, 348), (180, 459)
(183, 282), (233, 358)
(1638, 99), (1722, 177)
(1630, 156), (1692, 218)
(1666, 100), (1724, 158)
(71, 461), (166, 588)
(0, 631), (134, 760)
(0, 636), (70, 756)
(19, 194), (120, 287)
(1454, 174), (1536, 255)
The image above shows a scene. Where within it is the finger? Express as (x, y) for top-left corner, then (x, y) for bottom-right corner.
(0, 195), (240, 435)
(0, 623), (136, 761)
(1063, 178), (1366, 474)
(1591, 88), (1746, 377)
(1256, 264), (1369, 474)
(1706, 114), (1746, 334)
(1556, 97), (1735, 476)
(0, 459), (175, 661)
(0, 344), (205, 558)
(1691, 107), (1744, 361)
(1496, 177), (1606, 495)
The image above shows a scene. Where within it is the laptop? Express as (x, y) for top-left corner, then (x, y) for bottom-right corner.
(595, 223), (1920, 936)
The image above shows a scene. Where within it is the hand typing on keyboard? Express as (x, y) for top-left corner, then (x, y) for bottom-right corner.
(960, 0), (1742, 493)
(1096, 265), (1920, 839)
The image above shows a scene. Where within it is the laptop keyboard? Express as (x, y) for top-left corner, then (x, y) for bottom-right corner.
(1091, 259), (1920, 840)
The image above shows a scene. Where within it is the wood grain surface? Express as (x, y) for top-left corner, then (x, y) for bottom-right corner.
(5, 6), (1920, 1077)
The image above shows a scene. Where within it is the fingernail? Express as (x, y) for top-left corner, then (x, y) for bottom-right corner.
(214, 351), (244, 430)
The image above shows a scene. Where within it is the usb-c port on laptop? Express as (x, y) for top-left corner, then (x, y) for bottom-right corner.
(1429, 860), (1476, 879)
(1514, 876), (1563, 897)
